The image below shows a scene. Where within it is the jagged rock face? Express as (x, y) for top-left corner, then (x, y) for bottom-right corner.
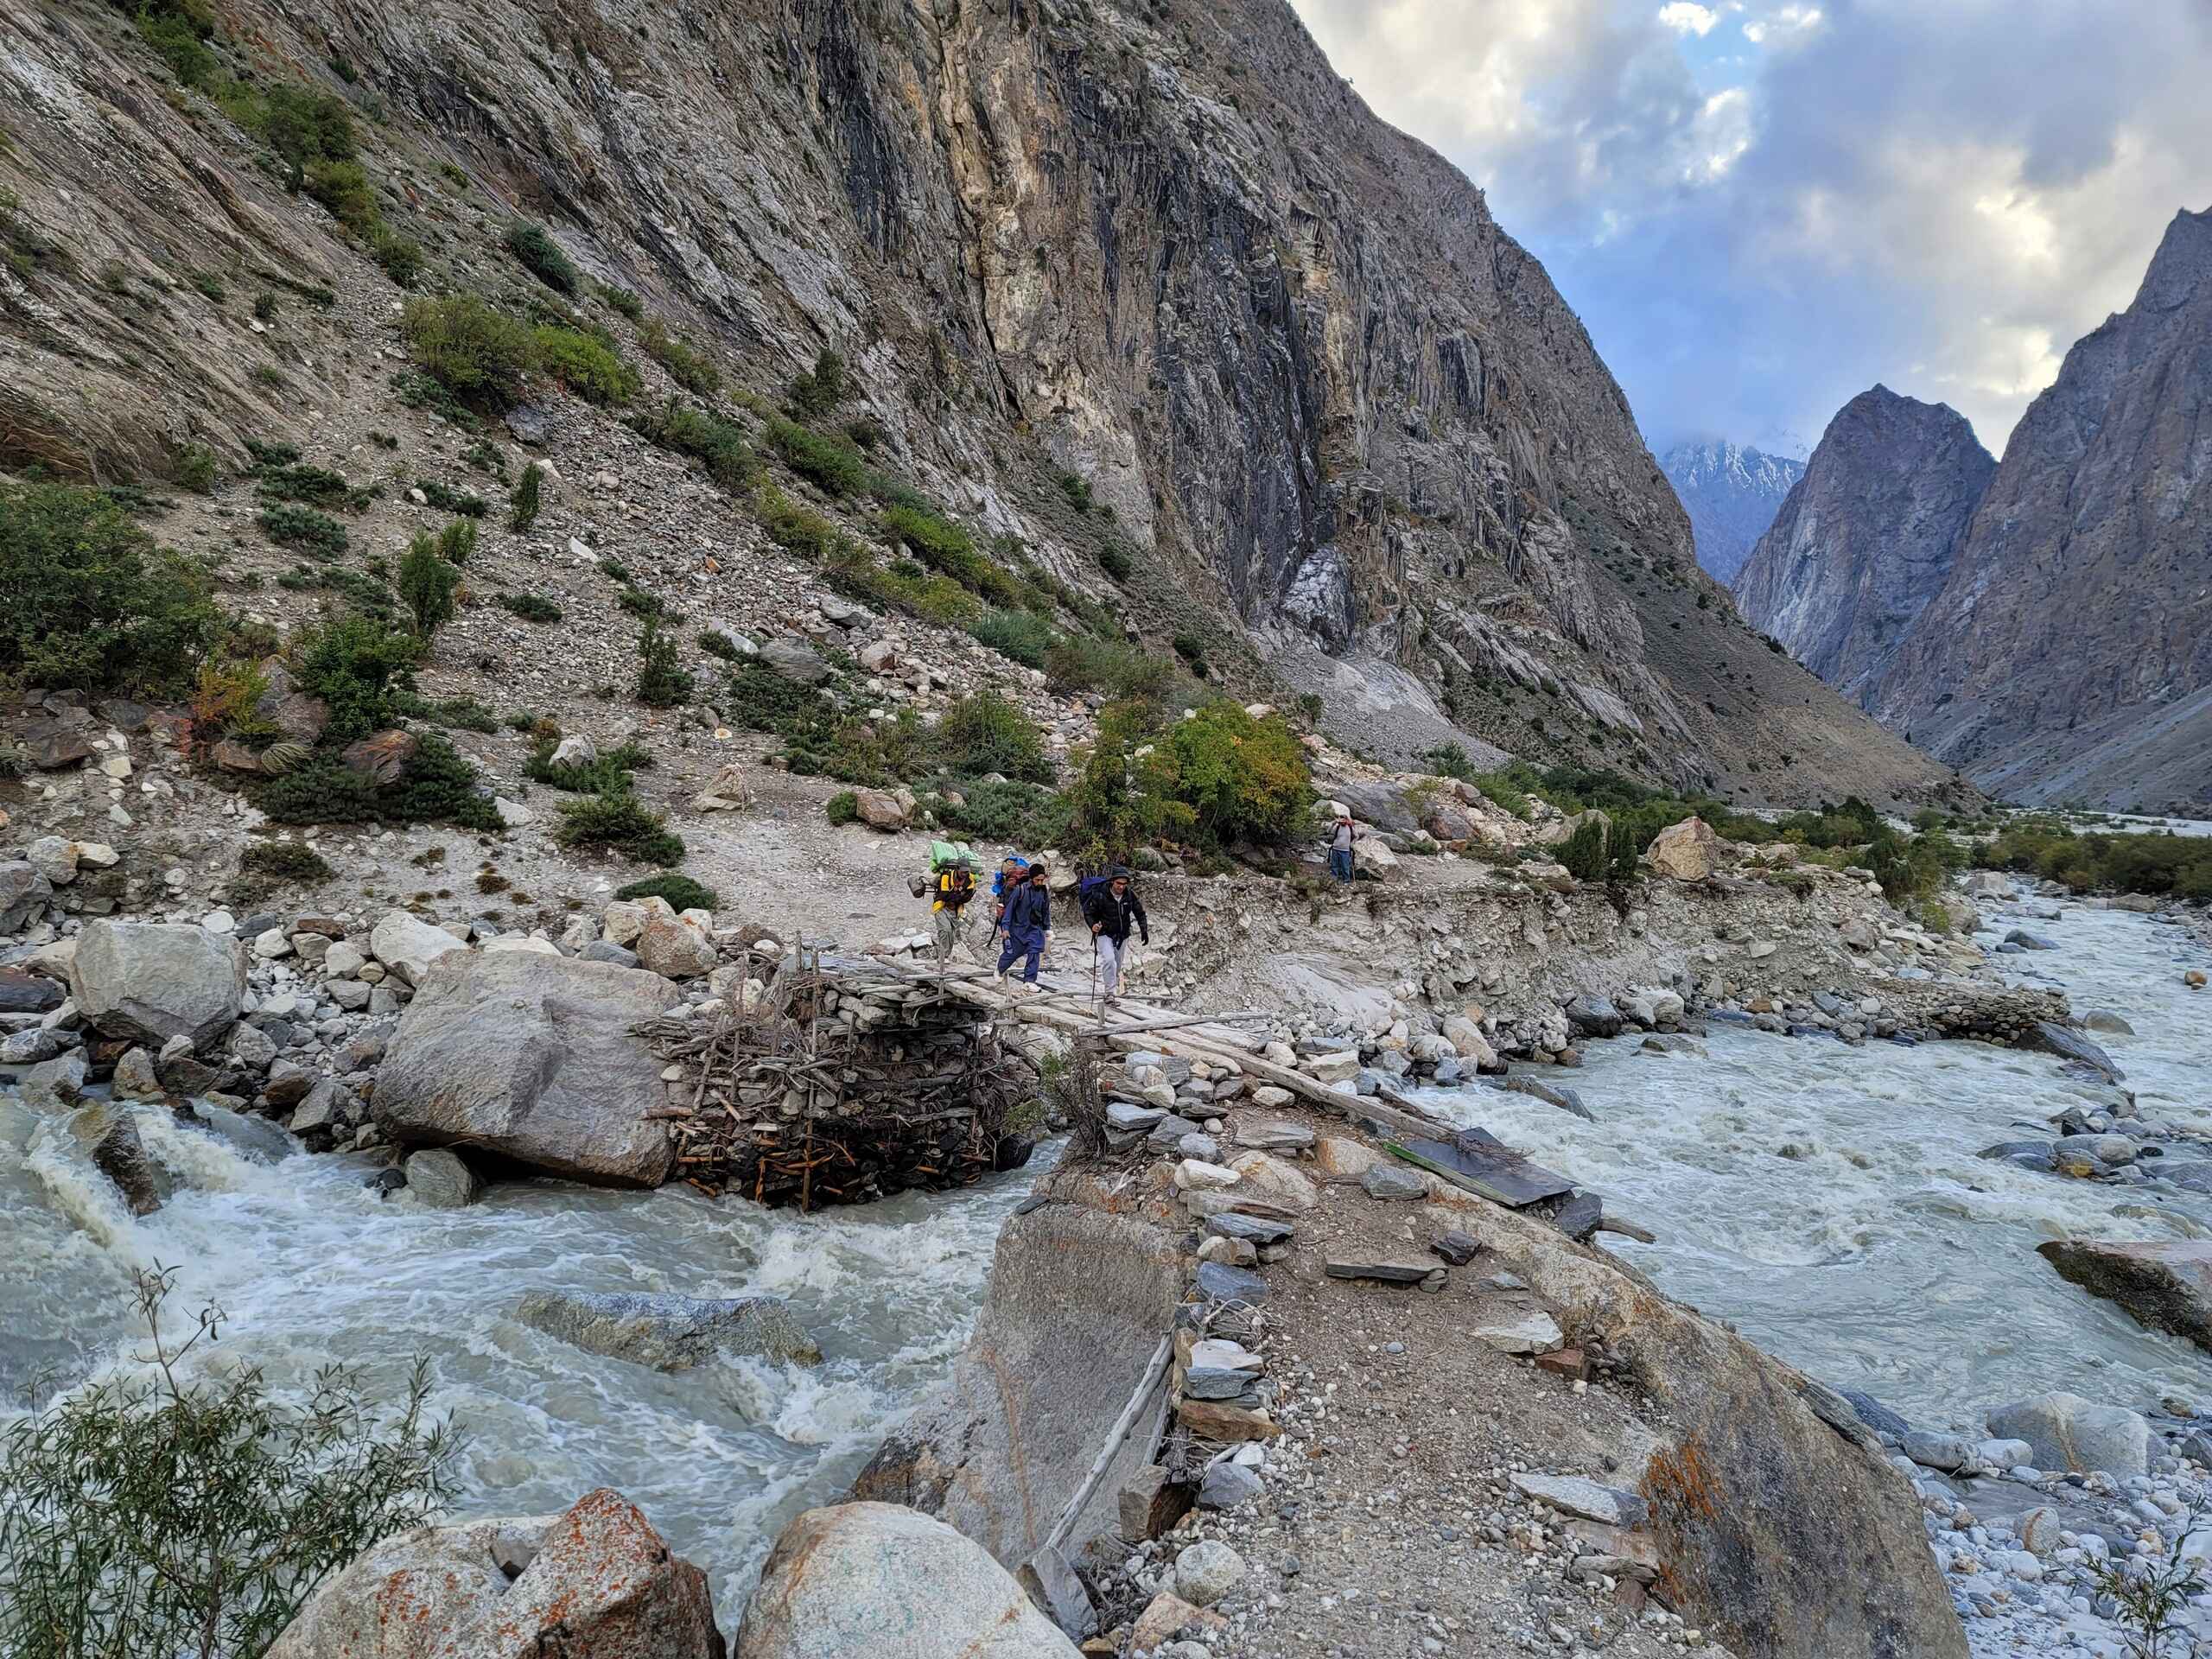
(1661, 442), (1804, 584)
(0, 0), (1955, 804)
(1868, 209), (2212, 810)
(1732, 389), (1994, 705)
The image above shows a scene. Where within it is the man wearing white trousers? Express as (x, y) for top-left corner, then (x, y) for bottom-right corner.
(1081, 866), (1149, 1006)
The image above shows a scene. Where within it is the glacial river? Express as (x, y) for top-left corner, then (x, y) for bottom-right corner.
(1419, 893), (2212, 1427)
(3, 887), (2207, 1613)
(0, 1090), (1041, 1614)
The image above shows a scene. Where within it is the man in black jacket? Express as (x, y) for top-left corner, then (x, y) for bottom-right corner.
(1082, 867), (1148, 1005)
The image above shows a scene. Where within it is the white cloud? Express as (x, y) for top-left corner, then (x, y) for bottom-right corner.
(1657, 3), (1719, 37)
(1288, 0), (2212, 454)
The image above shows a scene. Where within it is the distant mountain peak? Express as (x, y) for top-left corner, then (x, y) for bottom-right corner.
(1660, 441), (1805, 584)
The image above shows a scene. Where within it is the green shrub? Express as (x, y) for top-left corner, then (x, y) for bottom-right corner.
(824, 789), (859, 825)
(615, 585), (664, 619)
(932, 777), (1069, 846)
(767, 417), (868, 497)
(255, 732), (498, 830)
(254, 461), (357, 507)
(435, 519), (478, 563)
(370, 229), (423, 287)
(969, 608), (1055, 669)
(1149, 702), (1313, 848)
(632, 399), (752, 491)
(258, 83), (356, 192)
(1097, 541), (1135, 583)
(136, 5), (219, 86)
(1045, 636), (1180, 704)
(1058, 471), (1094, 513)
(535, 325), (638, 407)
(598, 283), (645, 319)
(788, 346), (847, 417)
(726, 661), (830, 736)
(556, 791), (684, 865)
(696, 627), (750, 661)
(939, 689), (1052, 783)
(0, 1267), (458, 1659)
(510, 461), (543, 530)
(505, 220), (580, 295)
(634, 616), (691, 708)
(257, 502), (349, 556)
(757, 482), (835, 556)
(391, 692), (498, 734)
(416, 480), (488, 518)
(526, 737), (652, 794)
(498, 590), (562, 623)
(613, 873), (719, 912)
(1974, 819), (2212, 899)
(1418, 742), (1478, 784)
(1058, 702), (1195, 866)
(238, 839), (334, 882)
(169, 442), (219, 494)
(639, 318), (720, 394)
(296, 610), (421, 741)
(397, 533), (461, 636)
(302, 160), (377, 234)
(401, 296), (537, 410)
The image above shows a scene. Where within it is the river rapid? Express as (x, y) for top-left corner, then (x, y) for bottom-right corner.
(0, 1090), (1043, 1613)
(1418, 893), (2212, 1427)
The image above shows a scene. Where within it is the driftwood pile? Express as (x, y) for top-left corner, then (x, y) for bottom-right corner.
(634, 950), (1039, 1211)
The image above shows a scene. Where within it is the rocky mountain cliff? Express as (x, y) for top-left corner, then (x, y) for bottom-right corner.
(1732, 389), (1994, 707)
(1660, 441), (1802, 584)
(0, 0), (1954, 806)
(1867, 208), (2212, 810)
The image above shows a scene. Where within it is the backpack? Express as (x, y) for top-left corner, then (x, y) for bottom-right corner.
(936, 867), (976, 907)
(930, 838), (977, 872)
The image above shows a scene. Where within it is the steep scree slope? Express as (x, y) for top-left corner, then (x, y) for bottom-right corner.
(0, 0), (1952, 805)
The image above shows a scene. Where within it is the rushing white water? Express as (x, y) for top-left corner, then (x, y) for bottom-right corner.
(0, 1092), (1042, 1614)
(1417, 896), (2212, 1428)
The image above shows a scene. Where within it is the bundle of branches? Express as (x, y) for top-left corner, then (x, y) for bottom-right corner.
(635, 950), (1041, 1210)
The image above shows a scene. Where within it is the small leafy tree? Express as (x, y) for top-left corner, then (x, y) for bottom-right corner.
(633, 616), (691, 708)
(788, 346), (847, 417)
(0, 1266), (461, 1659)
(1149, 701), (1313, 848)
(257, 85), (355, 193)
(939, 689), (1052, 783)
(509, 461), (543, 531)
(397, 530), (461, 637)
(2091, 1495), (2210, 1658)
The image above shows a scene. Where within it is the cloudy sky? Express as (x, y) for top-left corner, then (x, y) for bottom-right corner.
(1288, 0), (2212, 457)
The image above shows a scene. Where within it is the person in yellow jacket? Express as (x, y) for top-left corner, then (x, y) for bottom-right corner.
(931, 854), (979, 967)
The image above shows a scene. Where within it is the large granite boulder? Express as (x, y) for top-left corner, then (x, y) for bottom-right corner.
(2037, 1239), (2212, 1352)
(1986, 1391), (2150, 1477)
(267, 1489), (724, 1659)
(367, 910), (469, 988)
(739, 1503), (1079, 1659)
(516, 1289), (821, 1370)
(1645, 817), (1719, 881)
(372, 950), (678, 1188)
(68, 920), (245, 1051)
(1422, 1187), (1966, 1659)
(854, 1200), (1183, 1566)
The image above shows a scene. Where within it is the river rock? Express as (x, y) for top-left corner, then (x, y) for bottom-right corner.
(1900, 1430), (1974, 1472)
(22, 1052), (91, 1112)
(111, 1046), (162, 1101)
(372, 950), (680, 1188)
(761, 634), (830, 684)
(2081, 1010), (2135, 1034)
(740, 1502), (1079, 1659)
(367, 910), (469, 987)
(2005, 929), (2056, 950)
(2036, 1239), (2212, 1353)
(68, 920), (245, 1052)
(70, 1103), (163, 1216)
(1563, 995), (1624, 1039)
(517, 1288), (820, 1370)
(403, 1147), (483, 1209)
(2032, 1020), (2122, 1083)
(1986, 1391), (2150, 1476)
(266, 1489), (724, 1659)
(0, 861), (53, 931)
(1196, 1460), (1263, 1510)
(0, 965), (64, 1014)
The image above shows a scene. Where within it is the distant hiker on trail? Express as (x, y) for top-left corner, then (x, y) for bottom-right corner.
(1081, 867), (1149, 1007)
(995, 863), (1054, 991)
(1329, 812), (1358, 883)
(928, 847), (979, 969)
